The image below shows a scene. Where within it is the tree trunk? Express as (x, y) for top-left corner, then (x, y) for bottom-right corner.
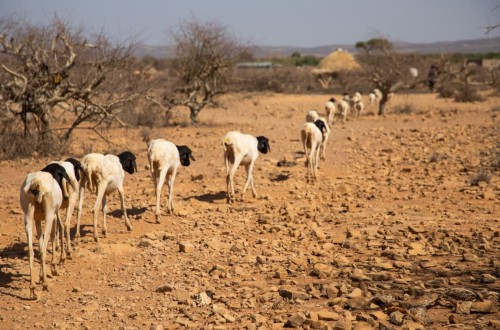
(40, 109), (53, 141)
(378, 94), (388, 115)
(190, 107), (200, 124)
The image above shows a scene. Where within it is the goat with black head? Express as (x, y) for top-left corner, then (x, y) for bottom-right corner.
(76, 152), (137, 242)
(222, 131), (271, 203)
(42, 159), (81, 261)
(148, 140), (196, 223)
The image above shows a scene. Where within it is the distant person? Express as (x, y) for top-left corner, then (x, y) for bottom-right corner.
(427, 64), (438, 92)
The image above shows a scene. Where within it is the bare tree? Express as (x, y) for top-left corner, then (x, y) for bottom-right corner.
(0, 16), (146, 143)
(165, 18), (244, 124)
(355, 38), (420, 115)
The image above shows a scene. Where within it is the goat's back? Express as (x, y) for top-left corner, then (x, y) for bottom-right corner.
(147, 139), (180, 171)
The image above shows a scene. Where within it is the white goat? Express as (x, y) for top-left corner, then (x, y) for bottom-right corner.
(47, 158), (82, 259)
(77, 152), (137, 242)
(325, 98), (336, 126)
(222, 131), (270, 204)
(305, 110), (320, 123)
(317, 118), (331, 161)
(301, 121), (325, 183)
(349, 92), (363, 116)
(305, 113), (331, 161)
(337, 99), (350, 123)
(369, 88), (382, 106)
(147, 139), (195, 223)
(20, 171), (67, 299)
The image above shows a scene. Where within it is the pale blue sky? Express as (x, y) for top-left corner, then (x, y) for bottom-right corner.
(1, 0), (499, 47)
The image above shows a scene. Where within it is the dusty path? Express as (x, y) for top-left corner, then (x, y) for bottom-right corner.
(0, 92), (498, 329)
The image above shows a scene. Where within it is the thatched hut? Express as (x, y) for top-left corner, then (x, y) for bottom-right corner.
(312, 49), (361, 88)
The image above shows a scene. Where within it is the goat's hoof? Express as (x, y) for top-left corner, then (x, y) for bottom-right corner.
(42, 282), (49, 291)
(126, 225), (133, 231)
(94, 236), (100, 243)
(51, 266), (58, 276)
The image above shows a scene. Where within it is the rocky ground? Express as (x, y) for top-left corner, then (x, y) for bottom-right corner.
(0, 92), (498, 329)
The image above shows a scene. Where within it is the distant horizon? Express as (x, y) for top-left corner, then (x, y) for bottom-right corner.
(138, 34), (500, 48)
(2, 0), (499, 48)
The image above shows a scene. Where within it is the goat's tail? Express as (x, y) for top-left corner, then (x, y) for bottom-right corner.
(29, 176), (50, 204)
(82, 160), (97, 193)
(222, 136), (232, 153)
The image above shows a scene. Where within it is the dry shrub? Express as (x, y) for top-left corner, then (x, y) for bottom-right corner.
(438, 80), (456, 98)
(118, 108), (164, 127)
(229, 67), (325, 94)
(429, 152), (448, 163)
(469, 171), (491, 186)
(454, 84), (485, 103)
(393, 103), (415, 115)
(0, 133), (69, 160)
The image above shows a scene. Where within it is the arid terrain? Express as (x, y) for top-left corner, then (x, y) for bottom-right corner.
(0, 92), (498, 329)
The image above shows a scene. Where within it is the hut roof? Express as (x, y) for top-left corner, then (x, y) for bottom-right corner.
(312, 49), (361, 74)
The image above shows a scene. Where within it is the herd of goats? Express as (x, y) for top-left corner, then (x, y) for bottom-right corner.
(18, 90), (381, 299)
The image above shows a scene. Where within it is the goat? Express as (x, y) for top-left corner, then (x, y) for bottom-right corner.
(76, 152), (137, 242)
(222, 131), (270, 204)
(20, 170), (68, 299)
(301, 120), (325, 183)
(147, 139), (195, 223)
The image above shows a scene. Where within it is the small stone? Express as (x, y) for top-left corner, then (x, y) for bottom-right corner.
(351, 268), (371, 281)
(317, 311), (340, 321)
(179, 242), (194, 253)
(156, 284), (174, 293)
(353, 321), (374, 330)
(470, 300), (498, 313)
(332, 233), (347, 244)
(408, 307), (430, 325)
(324, 283), (339, 298)
(286, 312), (307, 327)
(369, 311), (388, 321)
(389, 311), (404, 326)
(480, 274), (496, 284)
(408, 226), (427, 234)
(150, 325), (164, 330)
(378, 320), (398, 330)
(488, 319), (500, 328)
(448, 314), (461, 324)
(446, 288), (477, 301)
(347, 288), (363, 298)
(462, 252), (479, 262)
(279, 288), (311, 300)
(176, 289), (191, 304)
(456, 301), (472, 314)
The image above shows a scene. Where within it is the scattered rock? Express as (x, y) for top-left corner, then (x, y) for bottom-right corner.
(389, 311), (404, 326)
(178, 242), (194, 253)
